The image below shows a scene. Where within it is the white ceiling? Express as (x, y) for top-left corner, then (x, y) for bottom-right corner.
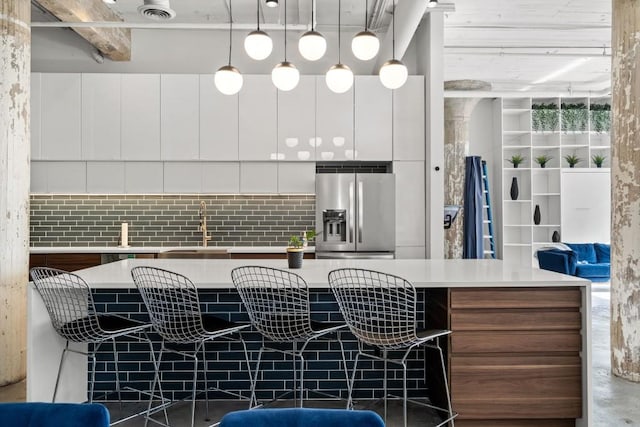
(31, 0), (612, 93)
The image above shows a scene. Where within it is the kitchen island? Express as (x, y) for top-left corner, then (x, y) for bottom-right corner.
(27, 258), (591, 426)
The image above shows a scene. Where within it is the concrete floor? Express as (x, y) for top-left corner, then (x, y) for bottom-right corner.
(2, 286), (639, 426)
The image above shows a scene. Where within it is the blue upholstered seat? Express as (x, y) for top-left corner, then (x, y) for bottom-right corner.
(0, 403), (109, 427)
(537, 243), (610, 282)
(219, 408), (385, 427)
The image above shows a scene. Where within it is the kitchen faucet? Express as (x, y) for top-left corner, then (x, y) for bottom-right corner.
(198, 201), (212, 247)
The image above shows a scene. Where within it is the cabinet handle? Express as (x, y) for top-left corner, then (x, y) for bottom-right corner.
(358, 181), (363, 244)
(349, 181), (355, 243)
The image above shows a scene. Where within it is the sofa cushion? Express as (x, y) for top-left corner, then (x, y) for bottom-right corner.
(565, 243), (597, 263)
(537, 249), (577, 276)
(594, 243), (611, 263)
(575, 263), (610, 279)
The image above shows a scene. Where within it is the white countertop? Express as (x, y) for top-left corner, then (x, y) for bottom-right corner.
(29, 246), (313, 254)
(72, 258), (589, 289)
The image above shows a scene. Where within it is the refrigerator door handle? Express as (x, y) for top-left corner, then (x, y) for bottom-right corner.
(358, 180), (363, 243)
(349, 181), (355, 243)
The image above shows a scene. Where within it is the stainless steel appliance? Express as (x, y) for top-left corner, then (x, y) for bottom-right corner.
(315, 173), (395, 259)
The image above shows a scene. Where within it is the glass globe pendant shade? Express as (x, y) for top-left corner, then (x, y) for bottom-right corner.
(298, 30), (327, 61)
(326, 63), (354, 94)
(215, 65), (243, 95)
(379, 59), (408, 89)
(244, 30), (273, 60)
(351, 30), (379, 60)
(272, 61), (300, 91)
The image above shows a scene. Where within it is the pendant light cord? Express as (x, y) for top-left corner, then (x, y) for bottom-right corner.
(364, 0), (368, 31)
(284, 0), (288, 61)
(311, 0), (315, 31)
(256, 0), (260, 31)
(228, 0), (233, 65)
(391, 0), (396, 59)
(338, 0), (342, 63)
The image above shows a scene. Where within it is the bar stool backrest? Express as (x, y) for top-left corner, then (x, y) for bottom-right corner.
(131, 266), (206, 344)
(30, 267), (103, 343)
(231, 266), (313, 342)
(328, 268), (418, 349)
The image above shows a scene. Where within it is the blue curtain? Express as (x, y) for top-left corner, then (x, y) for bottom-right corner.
(463, 156), (484, 259)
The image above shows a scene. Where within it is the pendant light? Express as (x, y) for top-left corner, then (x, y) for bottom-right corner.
(272, 0), (300, 91)
(215, 0), (243, 95)
(245, 0), (273, 60)
(298, 0), (326, 61)
(427, 0), (438, 8)
(378, 0), (407, 90)
(325, 0), (353, 94)
(265, 0), (278, 7)
(351, 0), (379, 61)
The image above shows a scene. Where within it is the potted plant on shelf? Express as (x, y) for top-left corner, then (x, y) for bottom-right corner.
(564, 154), (581, 168)
(507, 154), (525, 168)
(592, 154), (606, 168)
(534, 155), (552, 168)
(287, 230), (318, 269)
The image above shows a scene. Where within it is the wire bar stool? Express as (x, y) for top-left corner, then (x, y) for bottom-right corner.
(131, 266), (252, 427)
(29, 267), (159, 426)
(328, 268), (457, 427)
(231, 266), (350, 408)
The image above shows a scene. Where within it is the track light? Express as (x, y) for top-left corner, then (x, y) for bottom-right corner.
(265, 0), (278, 7)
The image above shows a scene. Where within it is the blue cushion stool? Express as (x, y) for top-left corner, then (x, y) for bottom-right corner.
(219, 408), (385, 427)
(0, 402), (109, 427)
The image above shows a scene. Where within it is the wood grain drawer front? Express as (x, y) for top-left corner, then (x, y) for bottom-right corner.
(451, 331), (581, 354)
(454, 420), (575, 427)
(450, 288), (581, 309)
(451, 364), (582, 401)
(451, 309), (581, 331)
(453, 397), (582, 419)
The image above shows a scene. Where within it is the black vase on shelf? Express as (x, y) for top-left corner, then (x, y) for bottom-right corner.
(552, 230), (560, 243)
(510, 177), (519, 201)
(534, 204), (541, 225)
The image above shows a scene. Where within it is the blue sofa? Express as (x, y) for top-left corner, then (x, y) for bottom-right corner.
(0, 403), (109, 427)
(220, 408), (385, 427)
(537, 243), (610, 282)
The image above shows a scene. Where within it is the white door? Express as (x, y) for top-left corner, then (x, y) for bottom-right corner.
(561, 170), (610, 243)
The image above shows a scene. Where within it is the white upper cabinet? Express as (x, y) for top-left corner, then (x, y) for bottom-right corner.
(121, 74), (161, 160)
(240, 162), (278, 193)
(31, 73), (42, 160)
(394, 160), (425, 247)
(81, 74), (121, 160)
(393, 76), (425, 160)
(200, 75), (239, 161)
(315, 77), (354, 162)
(239, 75), (277, 161)
(354, 76), (392, 161)
(41, 73), (82, 160)
(161, 74), (199, 160)
(278, 162), (315, 193)
(277, 76), (316, 162)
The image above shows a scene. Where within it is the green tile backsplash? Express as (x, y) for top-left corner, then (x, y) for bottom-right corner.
(30, 195), (315, 247)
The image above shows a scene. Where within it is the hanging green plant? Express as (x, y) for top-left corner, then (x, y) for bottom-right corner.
(590, 103), (611, 133)
(532, 103), (559, 132)
(561, 103), (588, 132)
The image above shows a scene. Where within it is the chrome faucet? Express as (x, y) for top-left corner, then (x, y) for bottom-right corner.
(198, 201), (212, 247)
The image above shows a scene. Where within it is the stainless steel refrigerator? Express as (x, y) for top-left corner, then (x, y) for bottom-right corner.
(315, 173), (395, 259)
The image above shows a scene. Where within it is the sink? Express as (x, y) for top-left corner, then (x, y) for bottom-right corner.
(158, 249), (230, 259)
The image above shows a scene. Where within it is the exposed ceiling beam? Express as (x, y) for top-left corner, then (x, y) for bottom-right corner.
(30, 21), (309, 31)
(34, 0), (131, 61)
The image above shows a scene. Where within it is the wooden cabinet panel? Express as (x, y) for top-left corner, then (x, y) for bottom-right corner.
(29, 254), (102, 272)
(451, 331), (581, 354)
(455, 421), (574, 427)
(229, 253), (315, 259)
(453, 398), (581, 419)
(450, 288), (581, 309)
(451, 309), (581, 331)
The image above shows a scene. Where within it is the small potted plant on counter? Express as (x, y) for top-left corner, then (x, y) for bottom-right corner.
(535, 155), (552, 168)
(592, 154), (606, 168)
(287, 230), (318, 269)
(507, 154), (525, 168)
(564, 154), (581, 168)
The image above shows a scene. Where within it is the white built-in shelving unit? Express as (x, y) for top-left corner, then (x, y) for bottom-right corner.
(494, 96), (611, 266)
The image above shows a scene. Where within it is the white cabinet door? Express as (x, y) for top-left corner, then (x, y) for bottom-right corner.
(121, 74), (161, 160)
(30, 161), (47, 193)
(561, 170), (611, 243)
(87, 162), (125, 193)
(124, 162), (163, 193)
(82, 74), (121, 160)
(164, 162), (202, 193)
(161, 74), (199, 160)
(394, 161), (425, 247)
(278, 76), (316, 162)
(200, 75), (239, 161)
(316, 77), (354, 161)
(354, 76), (392, 161)
(31, 73), (42, 160)
(202, 163), (240, 193)
(47, 162), (87, 193)
(393, 76), (425, 160)
(239, 76), (277, 161)
(41, 73), (82, 160)
(240, 162), (278, 193)
(278, 163), (315, 193)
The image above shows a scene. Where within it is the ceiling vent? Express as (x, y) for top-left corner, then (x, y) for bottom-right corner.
(137, 0), (176, 20)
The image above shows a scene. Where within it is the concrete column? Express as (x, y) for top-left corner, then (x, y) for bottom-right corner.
(0, 0), (30, 386)
(443, 80), (490, 259)
(611, 0), (640, 382)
